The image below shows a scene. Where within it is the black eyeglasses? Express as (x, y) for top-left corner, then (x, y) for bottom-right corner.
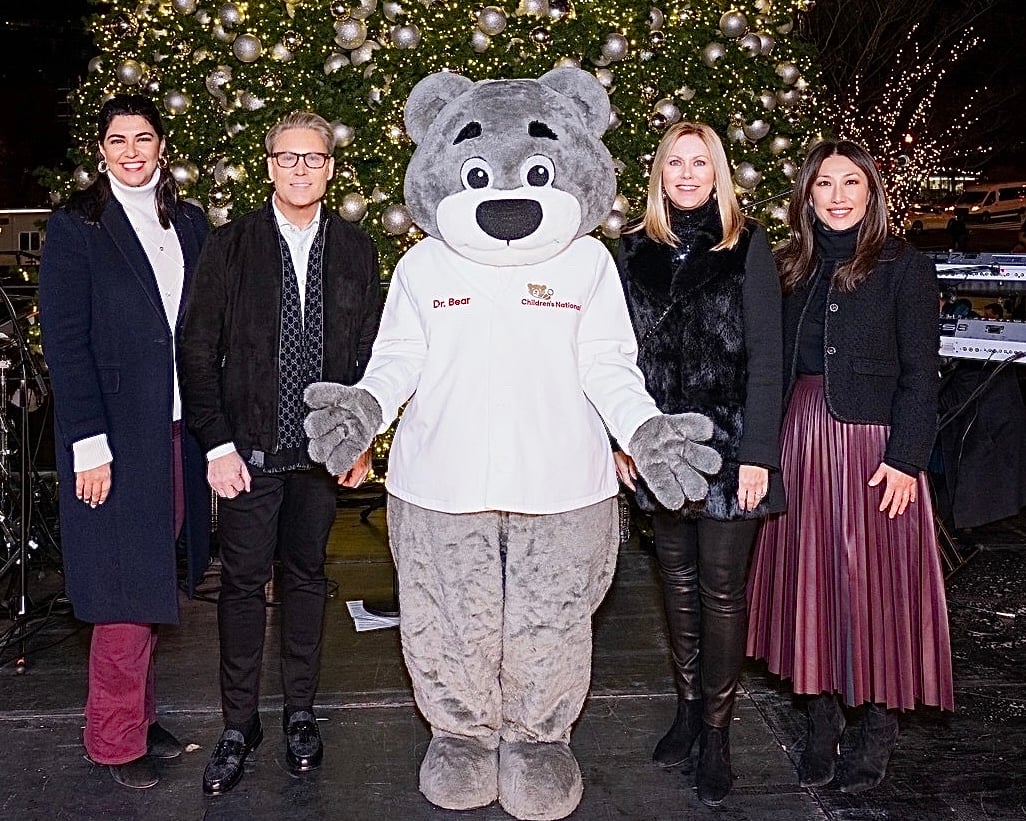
(270, 151), (332, 169)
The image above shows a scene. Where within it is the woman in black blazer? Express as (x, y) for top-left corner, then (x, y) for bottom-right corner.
(746, 140), (953, 794)
(615, 122), (784, 806)
(39, 95), (209, 789)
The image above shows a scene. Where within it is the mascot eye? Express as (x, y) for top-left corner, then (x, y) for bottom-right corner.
(521, 155), (554, 187)
(461, 157), (493, 190)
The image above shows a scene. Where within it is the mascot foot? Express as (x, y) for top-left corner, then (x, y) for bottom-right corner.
(498, 740), (583, 821)
(419, 735), (498, 811)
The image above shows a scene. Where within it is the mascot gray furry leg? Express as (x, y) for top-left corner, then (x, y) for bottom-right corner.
(388, 496), (618, 820)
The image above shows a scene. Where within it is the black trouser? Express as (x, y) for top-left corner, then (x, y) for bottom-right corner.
(651, 514), (758, 729)
(215, 465), (338, 727)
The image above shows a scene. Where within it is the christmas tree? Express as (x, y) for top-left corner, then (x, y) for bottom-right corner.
(51, 0), (823, 273)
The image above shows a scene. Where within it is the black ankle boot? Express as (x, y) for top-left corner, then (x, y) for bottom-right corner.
(835, 703), (899, 794)
(696, 724), (732, 806)
(652, 698), (703, 768)
(798, 694), (845, 787)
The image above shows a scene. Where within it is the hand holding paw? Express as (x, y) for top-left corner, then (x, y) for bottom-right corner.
(303, 384), (383, 477)
(627, 413), (722, 510)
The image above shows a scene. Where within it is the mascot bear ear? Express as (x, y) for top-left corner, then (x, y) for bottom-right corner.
(538, 68), (611, 138)
(404, 71), (475, 145)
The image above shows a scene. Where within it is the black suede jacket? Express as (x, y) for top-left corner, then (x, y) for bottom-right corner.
(177, 200), (382, 455)
(783, 236), (939, 471)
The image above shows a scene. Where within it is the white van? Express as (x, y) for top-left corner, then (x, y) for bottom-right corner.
(952, 181), (1026, 224)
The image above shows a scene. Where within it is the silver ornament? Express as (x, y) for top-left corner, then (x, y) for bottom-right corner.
(194, 8), (211, 25)
(240, 92), (265, 110)
(163, 89), (192, 114)
(612, 157), (626, 174)
(233, 33), (262, 62)
(367, 86), (382, 105)
(608, 105), (622, 130)
(613, 193), (629, 214)
(390, 24), (420, 48)
(170, 160), (200, 186)
(171, 0), (197, 13)
(518, 0), (549, 16)
(218, 2), (242, 26)
(548, 0), (570, 19)
(339, 193), (368, 222)
(601, 33), (628, 61)
(208, 186), (232, 206)
(726, 125), (745, 143)
(601, 210), (626, 239)
(330, 0), (349, 17)
(470, 30), (491, 53)
(781, 160), (798, 179)
(335, 18), (368, 49)
(554, 56), (580, 68)
(350, 41), (379, 65)
(649, 7), (664, 30)
(777, 18), (794, 35)
(743, 119), (770, 141)
(381, 204), (413, 235)
(73, 165), (96, 189)
(531, 27), (551, 44)
(776, 62), (800, 85)
(757, 32), (775, 55)
(226, 120), (247, 137)
(351, 0), (377, 19)
(116, 59), (144, 86)
(212, 25), (235, 44)
(383, 1), (403, 19)
(370, 186), (388, 204)
(701, 42), (725, 67)
(208, 206), (230, 226)
(205, 65), (232, 105)
(477, 7), (507, 36)
(677, 85), (696, 101)
(759, 90), (777, 111)
(769, 135), (791, 155)
(648, 112), (667, 131)
(654, 98), (681, 124)
(718, 11), (748, 39)
(739, 32), (761, 57)
(769, 204), (788, 222)
(331, 121), (356, 148)
(88, 56), (103, 73)
(776, 88), (800, 108)
(270, 42), (294, 62)
(595, 68), (614, 88)
(324, 52), (349, 74)
(648, 31), (664, 48)
(734, 162), (761, 189)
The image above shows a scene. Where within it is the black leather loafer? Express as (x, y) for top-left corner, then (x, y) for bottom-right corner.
(202, 727), (263, 795)
(147, 722), (183, 760)
(109, 755), (159, 789)
(284, 709), (323, 773)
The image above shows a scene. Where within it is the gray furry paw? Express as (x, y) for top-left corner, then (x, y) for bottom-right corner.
(303, 384), (383, 476)
(628, 414), (722, 509)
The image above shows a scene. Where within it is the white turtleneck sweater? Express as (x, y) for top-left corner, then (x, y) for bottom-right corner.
(72, 171), (186, 472)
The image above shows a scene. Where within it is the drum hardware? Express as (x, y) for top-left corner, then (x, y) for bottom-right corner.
(0, 284), (61, 675)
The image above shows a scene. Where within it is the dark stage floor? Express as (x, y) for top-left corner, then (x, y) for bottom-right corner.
(2, 496), (1026, 820)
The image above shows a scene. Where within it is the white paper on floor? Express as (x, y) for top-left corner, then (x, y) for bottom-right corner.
(346, 600), (400, 632)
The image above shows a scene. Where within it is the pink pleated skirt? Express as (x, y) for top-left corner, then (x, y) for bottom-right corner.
(746, 375), (955, 711)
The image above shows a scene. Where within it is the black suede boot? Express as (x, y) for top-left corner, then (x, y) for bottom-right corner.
(835, 703), (899, 794)
(653, 698), (703, 768)
(696, 724), (732, 806)
(797, 694), (845, 787)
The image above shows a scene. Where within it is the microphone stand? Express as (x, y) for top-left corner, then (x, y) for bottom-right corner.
(0, 283), (49, 674)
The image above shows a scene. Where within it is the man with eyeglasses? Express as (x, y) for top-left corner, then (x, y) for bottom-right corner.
(178, 111), (381, 794)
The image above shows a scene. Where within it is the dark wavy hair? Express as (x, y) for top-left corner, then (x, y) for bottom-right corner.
(67, 94), (179, 228)
(777, 139), (892, 294)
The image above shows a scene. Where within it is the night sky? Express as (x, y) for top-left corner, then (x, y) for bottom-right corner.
(0, 0), (1023, 207)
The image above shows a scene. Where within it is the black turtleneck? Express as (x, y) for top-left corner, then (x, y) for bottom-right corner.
(668, 197), (719, 266)
(796, 221), (861, 375)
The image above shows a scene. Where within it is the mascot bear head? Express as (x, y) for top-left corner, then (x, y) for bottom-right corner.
(403, 68), (615, 267)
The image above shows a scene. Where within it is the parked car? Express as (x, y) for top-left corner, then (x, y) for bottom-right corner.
(903, 194), (958, 234)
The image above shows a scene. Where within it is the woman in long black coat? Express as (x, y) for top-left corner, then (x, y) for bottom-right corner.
(614, 121), (784, 806)
(39, 94), (209, 789)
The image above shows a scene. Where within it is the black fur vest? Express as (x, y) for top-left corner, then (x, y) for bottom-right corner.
(618, 201), (770, 520)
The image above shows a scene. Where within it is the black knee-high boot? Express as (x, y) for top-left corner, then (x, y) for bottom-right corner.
(835, 703), (899, 794)
(798, 694), (845, 787)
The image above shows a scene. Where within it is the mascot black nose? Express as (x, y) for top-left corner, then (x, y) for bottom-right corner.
(476, 199), (543, 241)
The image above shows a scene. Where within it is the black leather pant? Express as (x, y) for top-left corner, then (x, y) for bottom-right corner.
(651, 513), (759, 729)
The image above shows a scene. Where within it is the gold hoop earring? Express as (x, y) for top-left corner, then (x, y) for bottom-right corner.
(158, 154), (169, 169)
(97, 159), (108, 174)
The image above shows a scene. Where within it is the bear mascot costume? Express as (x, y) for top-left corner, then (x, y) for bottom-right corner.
(305, 68), (721, 820)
